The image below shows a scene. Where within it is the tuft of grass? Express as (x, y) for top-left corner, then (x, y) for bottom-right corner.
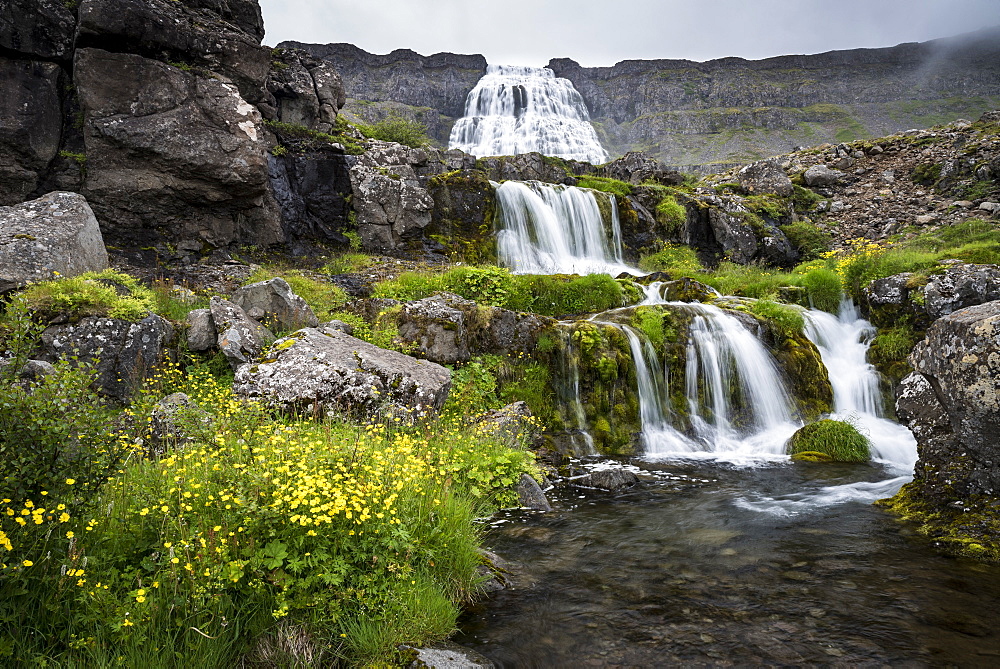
(576, 176), (633, 198)
(749, 299), (805, 334)
(655, 195), (687, 234)
(637, 243), (703, 273)
(356, 115), (430, 148)
(786, 418), (871, 463)
(780, 221), (831, 260)
(802, 268), (842, 313)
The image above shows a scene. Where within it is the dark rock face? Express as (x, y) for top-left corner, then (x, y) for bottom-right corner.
(901, 300), (1000, 501)
(0, 0), (77, 60)
(0, 191), (109, 293)
(75, 48), (283, 250)
(597, 152), (684, 186)
(516, 473), (552, 512)
(573, 468), (639, 493)
(232, 327), (452, 418)
(262, 47), (346, 133)
(426, 169), (498, 263)
(39, 313), (176, 403)
(923, 263), (1000, 320)
(685, 193), (797, 267)
(475, 153), (581, 185)
(268, 148), (353, 246)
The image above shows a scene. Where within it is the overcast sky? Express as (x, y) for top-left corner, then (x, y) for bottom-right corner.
(259, 0), (1000, 67)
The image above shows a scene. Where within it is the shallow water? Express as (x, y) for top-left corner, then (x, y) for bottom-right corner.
(456, 458), (1000, 667)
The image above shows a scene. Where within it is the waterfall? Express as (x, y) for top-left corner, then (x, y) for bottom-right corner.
(803, 299), (917, 470)
(449, 65), (609, 164)
(494, 180), (638, 276)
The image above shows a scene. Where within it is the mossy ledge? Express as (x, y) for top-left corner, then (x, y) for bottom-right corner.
(876, 485), (1000, 563)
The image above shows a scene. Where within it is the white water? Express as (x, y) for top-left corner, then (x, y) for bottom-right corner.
(803, 299), (918, 472)
(449, 65), (609, 164)
(494, 180), (639, 276)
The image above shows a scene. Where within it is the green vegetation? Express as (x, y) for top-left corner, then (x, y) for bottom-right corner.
(371, 266), (628, 317)
(57, 150), (86, 166)
(576, 176), (633, 197)
(244, 267), (349, 323)
(786, 419), (871, 463)
(911, 163), (942, 186)
(637, 243), (703, 273)
(780, 221), (831, 260)
(743, 194), (787, 220)
(791, 185), (824, 213)
(748, 299), (804, 335)
(21, 269), (156, 323)
(655, 194), (687, 235)
(323, 251), (372, 275)
(0, 300), (537, 666)
(801, 268), (842, 313)
(357, 115), (430, 148)
(868, 325), (917, 383)
(264, 118), (365, 155)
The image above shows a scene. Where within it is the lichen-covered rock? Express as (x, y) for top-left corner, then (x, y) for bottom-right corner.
(596, 152), (683, 186)
(39, 313), (175, 403)
(185, 308), (216, 352)
(148, 392), (213, 456)
(210, 296), (275, 370)
(396, 292), (552, 364)
(922, 262), (1000, 320)
(231, 277), (319, 331)
(0, 192), (109, 293)
(0, 0), (77, 60)
(232, 327), (451, 418)
(803, 164), (846, 187)
(737, 158), (794, 197)
(901, 300), (1000, 500)
(686, 193), (797, 267)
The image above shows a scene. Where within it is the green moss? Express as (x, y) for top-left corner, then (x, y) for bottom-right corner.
(748, 299), (804, 334)
(356, 115), (430, 148)
(791, 185), (823, 213)
(576, 176), (633, 198)
(264, 118), (365, 155)
(868, 325), (917, 385)
(743, 194), (787, 220)
(781, 221), (832, 260)
(911, 163), (942, 186)
(21, 269), (155, 323)
(786, 419), (871, 463)
(655, 195), (687, 235)
(876, 484), (1000, 564)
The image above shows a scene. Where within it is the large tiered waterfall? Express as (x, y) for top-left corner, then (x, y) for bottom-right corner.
(494, 180), (638, 276)
(449, 65), (609, 164)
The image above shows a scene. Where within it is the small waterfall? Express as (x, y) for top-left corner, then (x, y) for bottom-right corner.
(449, 65), (609, 164)
(494, 180), (638, 276)
(803, 299), (917, 470)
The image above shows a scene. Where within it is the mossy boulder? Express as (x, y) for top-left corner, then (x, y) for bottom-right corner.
(425, 169), (498, 263)
(786, 419), (871, 463)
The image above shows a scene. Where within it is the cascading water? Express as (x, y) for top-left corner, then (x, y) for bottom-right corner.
(449, 65), (609, 164)
(803, 299), (918, 471)
(494, 180), (639, 276)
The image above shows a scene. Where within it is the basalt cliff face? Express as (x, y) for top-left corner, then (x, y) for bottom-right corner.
(288, 29), (1000, 170)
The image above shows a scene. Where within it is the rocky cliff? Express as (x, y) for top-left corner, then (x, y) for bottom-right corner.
(286, 29), (1000, 170)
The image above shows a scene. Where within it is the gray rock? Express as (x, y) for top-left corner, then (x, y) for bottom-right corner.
(74, 48), (283, 249)
(575, 467), (640, 493)
(210, 296), (275, 370)
(317, 319), (354, 335)
(148, 392), (213, 456)
(401, 641), (495, 669)
(232, 327), (451, 418)
(0, 0), (77, 60)
(737, 158), (793, 197)
(185, 309), (216, 352)
(922, 263), (1000, 320)
(916, 214), (938, 225)
(0, 358), (57, 382)
(264, 48), (346, 133)
(979, 201), (1000, 213)
(39, 313), (176, 403)
(863, 273), (915, 310)
(0, 192), (109, 293)
(903, 300), (1000, 500)
(803, 164), (846, 187)
(396, 292), (552, 364)
(953, 200), (974, 209)
(516, 473), (552, 512)
(232, 277), (319, 331)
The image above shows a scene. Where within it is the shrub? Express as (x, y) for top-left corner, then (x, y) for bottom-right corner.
(786, 419), (871, 463)
(780, 221), (831, 260)
(802, 268), (842, 313)
(358, 115), (430, 148)
(637, 243), (703, 273)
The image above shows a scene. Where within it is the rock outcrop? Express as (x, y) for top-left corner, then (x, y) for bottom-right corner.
(231, 277), (319, 330)
(232, 327), (451, 418)
(210, 296), (275, 370)
(0, 191), (109, 293)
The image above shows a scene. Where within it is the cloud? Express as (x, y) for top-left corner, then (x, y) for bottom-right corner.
(260, 0), (1000, 67)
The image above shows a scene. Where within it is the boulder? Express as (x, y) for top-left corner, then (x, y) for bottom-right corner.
(74, 48), (283, 250)
(516, 473), (552, 512)
(349, 141), (435, 253)
(737, 158), (794, 197)
(148, 392), (213, 457)
(39, 313), (176, 403)
(401, 641), (496, 669)
(0, 358), (57, 383)
(903, 300), (1000, 500)
(0, 192), (109, 293)
(922, 263), (1000, 320)
(231, 277), (319, 331)
(232, 327), (451, 418)
(185, 308), (216, 352)
(396, 292), (552, 364)
(210, 297), (274, 369)
(573, 467), (639, 493)
(803, 164), (846, 187)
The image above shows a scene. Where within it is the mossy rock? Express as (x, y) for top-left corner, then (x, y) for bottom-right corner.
(790, 450), (834, 463)
(425, 169), (498, 264)
(785, 419), (871, 463)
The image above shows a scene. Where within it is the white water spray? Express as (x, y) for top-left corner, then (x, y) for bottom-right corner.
(494, 180), (639, 276)
(449, 65), (609, 164)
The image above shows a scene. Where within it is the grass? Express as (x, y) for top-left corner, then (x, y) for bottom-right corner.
(576, 176), (633, 198)
(786, 418), (871, 463)
(20, 269), (157, 323)
(655, 195), (687, 235)
(356, 115), (431, 148)
(780, 221), (831, 260)
(637, 243), (703, 273)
